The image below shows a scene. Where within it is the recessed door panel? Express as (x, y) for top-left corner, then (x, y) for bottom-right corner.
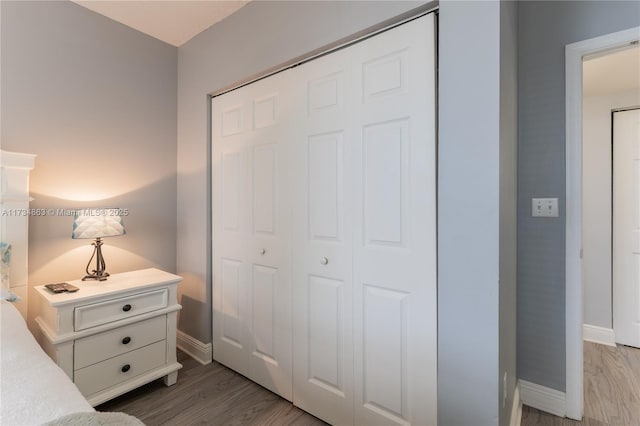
(222, 152), (241, 232)
(252, 265), (277, 363)
(308, 72), (343, 114)
(362, 49), (407, 102)
(253, 95), (277, 129)
(221, 259), (243, 348)
(308, 132), (343, 241)
(362, 119), (408, 248)
(362, 284), (407, 422)
(308, 275), (344, 395)
(222, 106), (243, 136)
(252, 144), (276, 235)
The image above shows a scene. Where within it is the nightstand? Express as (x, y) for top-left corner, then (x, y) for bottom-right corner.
(34, 268), (183, 406)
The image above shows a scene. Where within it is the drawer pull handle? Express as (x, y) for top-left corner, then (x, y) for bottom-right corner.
(121, 364), (131, 373)
(122, 304), (132, 312)
(122, 336), (131, 345)
(320, 257), (329, 265)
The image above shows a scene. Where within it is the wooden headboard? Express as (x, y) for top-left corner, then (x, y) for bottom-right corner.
(0, 150), (36, 319)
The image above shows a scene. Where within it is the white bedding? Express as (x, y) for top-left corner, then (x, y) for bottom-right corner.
(0, 300), (94, 425)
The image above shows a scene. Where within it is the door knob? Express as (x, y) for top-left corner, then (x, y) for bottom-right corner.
(320, 257), (329, 265)
(260, 248), (266, 255)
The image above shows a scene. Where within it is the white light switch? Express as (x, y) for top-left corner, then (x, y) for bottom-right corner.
(532, 198), (559, 217)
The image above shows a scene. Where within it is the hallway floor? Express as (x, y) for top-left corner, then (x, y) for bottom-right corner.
(521, 341), (640, 425)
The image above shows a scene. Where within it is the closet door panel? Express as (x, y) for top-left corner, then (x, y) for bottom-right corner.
(213, 73), (292, 400)
(352, 15), (437, 426)
(213, 87), (251, 376)
(245, 73), (292, 400)
(292, 49), (355, 425)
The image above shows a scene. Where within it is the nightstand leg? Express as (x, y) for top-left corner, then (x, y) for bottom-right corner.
(163, 371), (178, 386)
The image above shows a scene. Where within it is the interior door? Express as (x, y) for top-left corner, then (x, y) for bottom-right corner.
(351, 15), (437, 426)
(613, 108), (640, 347)
(291, 47), (355, 425)
(212, 71), (293, 400)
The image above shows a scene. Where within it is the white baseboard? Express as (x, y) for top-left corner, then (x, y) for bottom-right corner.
(177, 330), (212, 365)
(510, 382), (522, 426)
(583, 324), (616, 347)
(519, 379), (566, 417)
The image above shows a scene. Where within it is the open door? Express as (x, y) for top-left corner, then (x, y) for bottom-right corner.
(613, 107), (640, 347)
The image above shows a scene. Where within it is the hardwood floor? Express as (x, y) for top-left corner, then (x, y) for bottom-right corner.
(97, 351), (327, 426)
(521, 341), (640, 426)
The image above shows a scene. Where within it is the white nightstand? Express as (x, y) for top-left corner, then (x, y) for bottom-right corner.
(34, 268), (183, 406)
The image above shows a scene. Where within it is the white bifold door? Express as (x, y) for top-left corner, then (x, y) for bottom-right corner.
(212, 70), (293, 399)
(212, 13), (436, 426)
(613, 108), (640, 347)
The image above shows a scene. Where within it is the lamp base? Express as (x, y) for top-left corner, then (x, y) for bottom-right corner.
(82, 271), (110, 281)
(82, 238), (110, 281)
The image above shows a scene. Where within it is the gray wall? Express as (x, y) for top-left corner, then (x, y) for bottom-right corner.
(1, 1), (177, 328)
(176, 0), (426, 343)
(438, 1), (518, 425)
(517, 0), (640, 391)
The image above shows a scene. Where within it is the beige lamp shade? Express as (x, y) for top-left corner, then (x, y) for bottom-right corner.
(72, 210), (126, 239)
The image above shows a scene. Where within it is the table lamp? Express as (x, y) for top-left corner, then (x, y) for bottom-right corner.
(72, 209), (125, 281)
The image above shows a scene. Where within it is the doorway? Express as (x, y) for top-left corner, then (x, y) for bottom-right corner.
(582, 47), (640, 347)
(566, 27), (640, 420)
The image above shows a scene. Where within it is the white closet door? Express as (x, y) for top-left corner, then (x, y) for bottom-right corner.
(351, 15), (437, 426)
(213, 12), (437, 425)
(292, 47), (355, 425)
(213, 85), (250, 377)
(613, 108), (640, 347)
(212, 72), (293, 400)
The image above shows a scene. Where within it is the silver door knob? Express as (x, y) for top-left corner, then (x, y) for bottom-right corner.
(260, 248), (266, 255)
(320, 257), (329, 265)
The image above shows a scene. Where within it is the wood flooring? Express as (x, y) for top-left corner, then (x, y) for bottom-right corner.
(521, 341), (640, 426)
(97, 350), (327, 426)
(99, 342), (640, 425)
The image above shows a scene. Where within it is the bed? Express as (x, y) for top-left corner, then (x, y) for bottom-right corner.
(0, 300), (146, 425)
(1, 299), (93, 424)
(0, 151), (143, 425)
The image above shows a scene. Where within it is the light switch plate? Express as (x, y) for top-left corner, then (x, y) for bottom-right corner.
(532, 198), (559, 217)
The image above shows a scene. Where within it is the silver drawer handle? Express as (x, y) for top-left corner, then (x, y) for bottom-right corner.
(260, 248), (266, 255)
(320, 257), (329, 265)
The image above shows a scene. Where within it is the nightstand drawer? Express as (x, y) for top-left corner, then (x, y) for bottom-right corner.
(74, 340), (166, 397)
(74, 315), (167, 369)
(75, 288), (168, 331)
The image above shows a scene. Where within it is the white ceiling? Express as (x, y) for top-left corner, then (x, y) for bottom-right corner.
(583, 45), (640, 97)
(71, 0), (249, 47)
